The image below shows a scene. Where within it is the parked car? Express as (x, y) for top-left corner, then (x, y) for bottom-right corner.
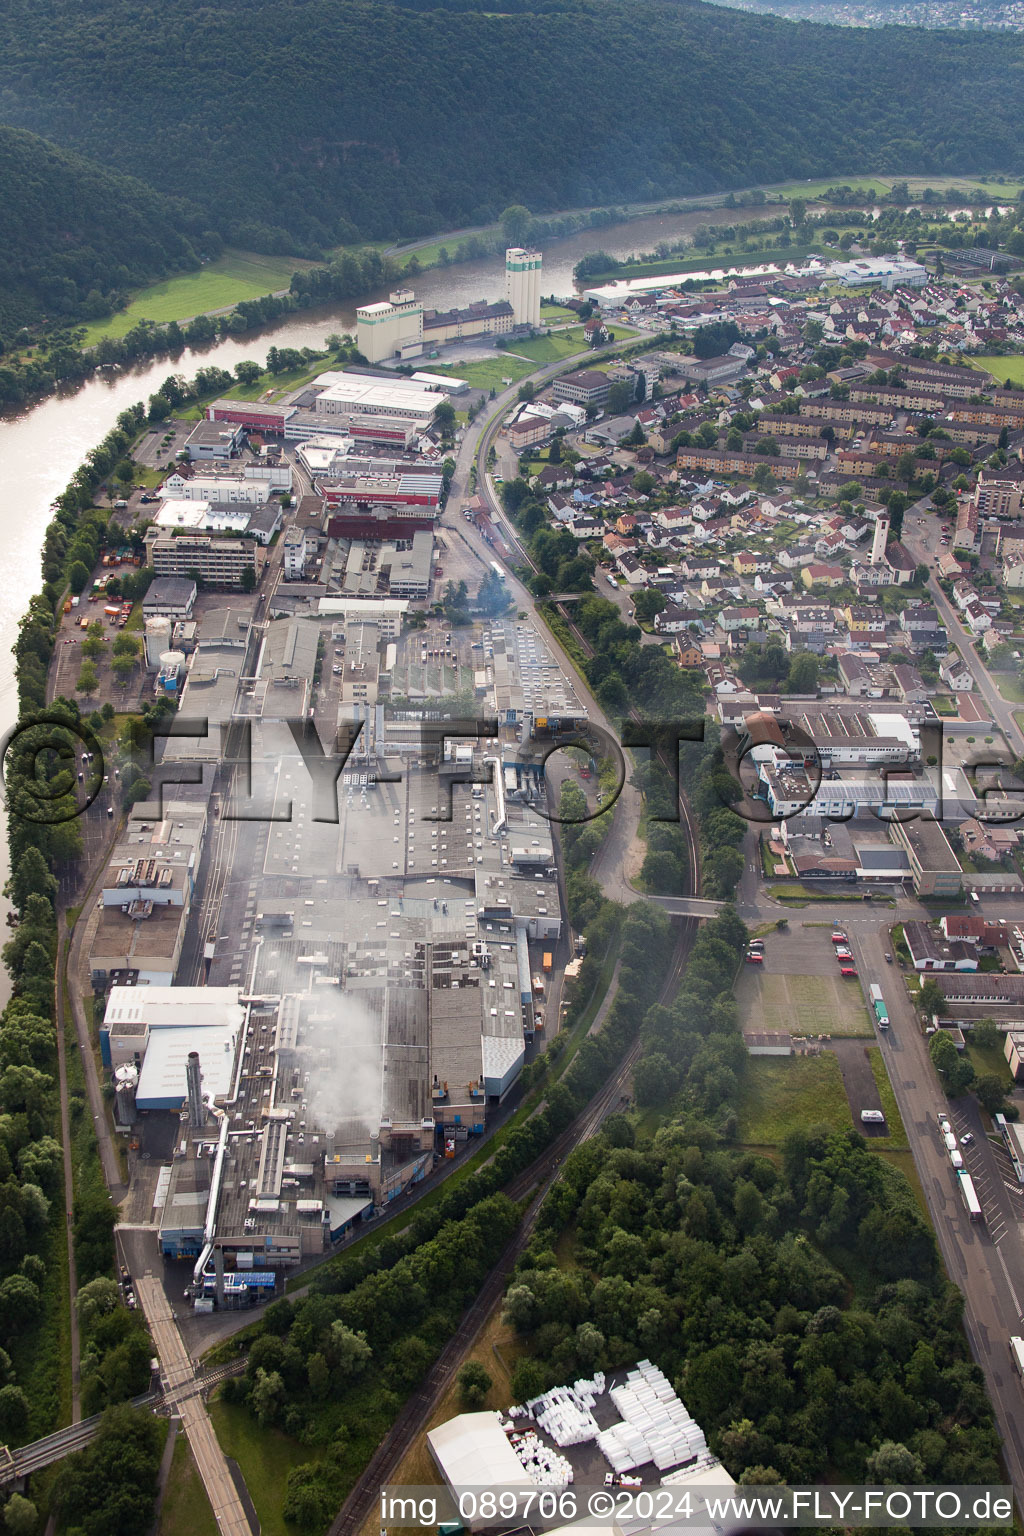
(840, 966), (858, 978)
(885, 953), (892, 963)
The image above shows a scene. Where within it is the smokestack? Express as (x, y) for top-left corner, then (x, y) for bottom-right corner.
(186, 1052), (205, 1128)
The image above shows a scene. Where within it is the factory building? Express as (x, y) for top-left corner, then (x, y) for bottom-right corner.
(321, 469), (444, 541)
(89, 802), (208, 989)
(146, 530), (264, 590)
(489, 619), (588, 738)
(505, 247), (543, 328)
(100, 986), (243, 1109)
(355, 288), (424, 364)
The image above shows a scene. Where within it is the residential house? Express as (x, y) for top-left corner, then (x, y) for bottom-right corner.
(892, 663), (929, 704)
(654, 603), (703, 636)
(673, 637), (704, 667)
(733, 551), (772, 577)
(940, 656), (974, 691)
(801, 563), (844, 589)
(617, 552), (646, 586)
(958, 819), (1020, 865)
(720, 606), (761, 634)
(845, 605), (887, 646)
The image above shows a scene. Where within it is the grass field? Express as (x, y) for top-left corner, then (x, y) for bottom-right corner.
(739, 971), (873, 1037)
(996, 674), (1024, 704)
(737, 1053), (851, 1144)
(966, 1036), (1015, 1090)
(158, 1432), (218, 1536)
(431, 355), (534, 391)
(209, 1397), (309, 1536)
(970, 356), (1024, 388)
(541, 304), (579, 322)
(867, 1047), (909, 1148)
(510, 328), (595, 364)
(761, 174), (1024, 201)
(79, 251), (312, 344)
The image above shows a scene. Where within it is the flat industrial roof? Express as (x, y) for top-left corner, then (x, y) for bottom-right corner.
(428, 1412), (535, 1491)
(105, 985), (243, 1032)
(136, 1018), (238, 1109)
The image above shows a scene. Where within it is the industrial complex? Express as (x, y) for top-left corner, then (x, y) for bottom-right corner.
(96, 585), (585, 1299)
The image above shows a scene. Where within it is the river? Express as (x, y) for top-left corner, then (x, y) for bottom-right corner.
(0, 200), (781, 978)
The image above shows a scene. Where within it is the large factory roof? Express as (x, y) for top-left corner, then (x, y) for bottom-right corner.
(491, 621), (586, 724)
(136, 1018), (239, 1110)
(428, 1412), (535, 1492)
(312, 375), (445, 417)
(105, 985), (243, 1033)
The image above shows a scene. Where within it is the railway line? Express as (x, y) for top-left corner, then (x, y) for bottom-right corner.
(0, 1360), (247, 1483)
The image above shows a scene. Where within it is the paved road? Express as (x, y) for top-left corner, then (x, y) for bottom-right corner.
(756, 893), (1024, 1506)
(135, 1272), (253, 1536)
(904, 502), (1024, 752)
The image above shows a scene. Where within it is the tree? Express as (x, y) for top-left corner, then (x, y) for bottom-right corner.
(500, 205), (531, 245)
(919, 979), (947, 1018)
(68, 560), (91, 594)
(865, 1440), (923, 1482)
(975, 1072), (1007, 1116)
(434, 399), (456, 432)
(240, 564), (257, 594)
(76, 661), (99, 696)
(457, 1360), (493, 1408)
(632, 589), (666, 625)
(3, 1492), (38, 1535)
(0, 1385), (28, 1442)
(929, 1029), (975, 1096)
(7, 846), (56, 912)
(787, 651), (819, 694)
(234, 359), (262, 385)
(632, 470), (655, 494)
(111, 655), (136, 687)
(789, 197), (807, 227)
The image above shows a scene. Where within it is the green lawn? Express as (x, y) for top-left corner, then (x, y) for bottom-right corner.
(430, 355), (533, 391)
(996, 675), (1024, 704)
(541, 303), (579, 323)
(79, 251), (312, 343)
(737, 1053), (851, 1145)
(966, 1037), (1015, 1091)
(158, 1432), (218, 1536)
(867, 1047), (909, 1148)
(510, 328), (593, 364)
(970, 356), (1024, 388)
(930, 694), (957, 716)
(209, 1396), (309, 1536)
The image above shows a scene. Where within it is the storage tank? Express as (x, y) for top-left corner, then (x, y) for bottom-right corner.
(145, 616), (172, 668)
(158, 651), (186, 694)
(114, 1063), (138, 1125)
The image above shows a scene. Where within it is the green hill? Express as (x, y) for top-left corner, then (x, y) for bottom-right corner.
(0, 124), (213, 335)
(1, 0), (1023, 259)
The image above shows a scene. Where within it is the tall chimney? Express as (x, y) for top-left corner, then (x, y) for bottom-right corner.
(186, 1051), (205, 1128)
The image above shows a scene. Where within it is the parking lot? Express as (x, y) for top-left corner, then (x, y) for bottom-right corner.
(737, 922), (874, 1037)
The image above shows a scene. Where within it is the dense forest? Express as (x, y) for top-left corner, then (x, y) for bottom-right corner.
(0, 125), (211, 334)
(1, 0), (1023, 257)
(505, 1119), (1001, 1486)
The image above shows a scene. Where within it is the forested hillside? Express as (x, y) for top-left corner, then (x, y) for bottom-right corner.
(0, 126), (212, 334)
(0, 0), (1022, 256)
